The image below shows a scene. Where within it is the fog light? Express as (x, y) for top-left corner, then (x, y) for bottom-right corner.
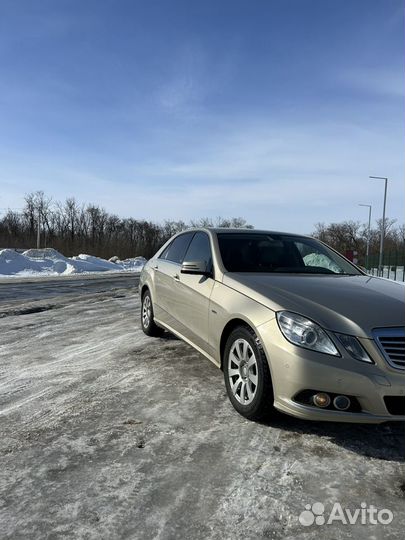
(312, 393), (331, 408)
(333, 395), (351, 411)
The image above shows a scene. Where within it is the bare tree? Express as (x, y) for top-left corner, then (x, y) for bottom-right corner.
(312, 218), (405, 266)
(0, 191), (256, 257)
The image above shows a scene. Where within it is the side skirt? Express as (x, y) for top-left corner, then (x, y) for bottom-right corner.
(154, 317), (221, 369)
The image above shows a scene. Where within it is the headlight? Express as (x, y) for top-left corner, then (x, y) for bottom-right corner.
(335, 333), (374, 363)
(276, 311), (340, 356)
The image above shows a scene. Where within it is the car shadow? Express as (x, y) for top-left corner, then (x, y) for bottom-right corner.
(262, 413), (405, 462)
(159, 330), (180, 341)
(152, 332), (404, 462)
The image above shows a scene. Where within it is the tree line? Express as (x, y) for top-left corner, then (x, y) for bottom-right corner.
(312, 219), (405, 267)
(0, 192), (252, 259)
(1, 192), (403, 265)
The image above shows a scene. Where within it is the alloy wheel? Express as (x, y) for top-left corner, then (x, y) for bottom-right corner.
(228, 338), (258, 405)
(142, 295), (151, 329)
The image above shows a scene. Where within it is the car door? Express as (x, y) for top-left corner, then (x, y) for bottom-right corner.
(153, 232), (194, 330)
(172, 232), (215, 354)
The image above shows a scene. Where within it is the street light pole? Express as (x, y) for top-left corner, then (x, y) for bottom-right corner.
(369, 176), (388, 276)
(359, 204), (372, 270)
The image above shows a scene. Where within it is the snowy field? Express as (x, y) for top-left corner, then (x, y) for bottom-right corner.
(0, 248), (146, 277)
(0, 276), (404, 539)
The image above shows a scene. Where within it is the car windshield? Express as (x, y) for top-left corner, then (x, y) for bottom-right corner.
(217, 233), (362, 275)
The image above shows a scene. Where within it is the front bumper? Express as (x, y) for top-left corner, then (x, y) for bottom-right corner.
(258, 319), (405, 423)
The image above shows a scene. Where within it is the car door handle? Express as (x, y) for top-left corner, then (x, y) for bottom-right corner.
(173, 273), (180, 281)
(154, 264), (159, 269)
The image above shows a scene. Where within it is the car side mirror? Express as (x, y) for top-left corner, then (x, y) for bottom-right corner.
(181, 260), (211, 276)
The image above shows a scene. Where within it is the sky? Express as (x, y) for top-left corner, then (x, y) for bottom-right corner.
(0, 0), (404, 232)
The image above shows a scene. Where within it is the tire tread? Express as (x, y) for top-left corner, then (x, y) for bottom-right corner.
(224, 324), (275, 421)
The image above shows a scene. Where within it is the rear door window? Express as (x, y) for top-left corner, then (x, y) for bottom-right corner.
(161, 233), (194, 264)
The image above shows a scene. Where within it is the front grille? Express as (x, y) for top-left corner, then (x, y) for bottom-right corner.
(373, 328), (405, 370)
(384, 396), (405, 415)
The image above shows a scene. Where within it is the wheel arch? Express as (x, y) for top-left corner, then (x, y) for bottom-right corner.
(220, 318), (256, 370)
(140, 284), (150, 300)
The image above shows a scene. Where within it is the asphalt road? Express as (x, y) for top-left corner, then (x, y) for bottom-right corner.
(0, 272), (140, 305)
(0, 275), (404, 539)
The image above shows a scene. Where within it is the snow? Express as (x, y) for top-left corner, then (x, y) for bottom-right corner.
(0, 248), (146, 277)
(0, 280), (403, 540)
(369, 265), (405, 282)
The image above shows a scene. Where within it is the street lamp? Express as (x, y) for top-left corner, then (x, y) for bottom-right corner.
(369, 176), (388, 276)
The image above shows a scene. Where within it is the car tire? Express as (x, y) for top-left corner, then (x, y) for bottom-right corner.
(141, 290), (163, 337)
(223, 325), (275, 421)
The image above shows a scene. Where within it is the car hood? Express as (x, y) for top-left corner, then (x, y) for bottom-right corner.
(222, 273), (405, 338)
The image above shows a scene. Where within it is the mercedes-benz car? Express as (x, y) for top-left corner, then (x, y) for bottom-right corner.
(139, 228), (405, 423)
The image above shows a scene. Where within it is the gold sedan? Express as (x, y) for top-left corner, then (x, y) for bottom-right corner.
(140, 229), (405, 423)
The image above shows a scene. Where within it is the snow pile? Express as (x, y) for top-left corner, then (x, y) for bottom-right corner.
(107, 255), (147, 271)
(119, 257), (147, 271)
(72, 254), (121, 271)
(0, 249), (44, 275)
(0, 248), (146, 277)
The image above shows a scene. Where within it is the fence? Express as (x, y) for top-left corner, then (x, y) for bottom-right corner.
(366, 251), (405, 282)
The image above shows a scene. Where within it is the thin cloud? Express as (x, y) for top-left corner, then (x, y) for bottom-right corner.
(337, 66), (405, 99)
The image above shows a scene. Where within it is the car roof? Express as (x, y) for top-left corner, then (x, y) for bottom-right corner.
(195, 227), (312, 238)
